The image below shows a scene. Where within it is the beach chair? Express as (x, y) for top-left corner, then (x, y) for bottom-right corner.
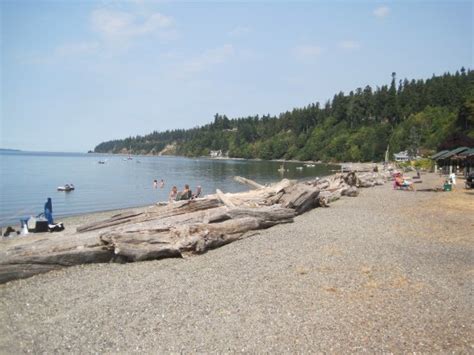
(393, 178), (410, 191)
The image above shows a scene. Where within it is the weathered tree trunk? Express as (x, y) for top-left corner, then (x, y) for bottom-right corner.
(100, 206), (294, 261)
(77, 198), (223, 233)
(0, 234), (113, 284)
(342, 186), (359, 197)
(278, 185), (320, 215)
(76, 211), (144, 233)
(216, 189), (237, 208)
(99, 206), (294, 261)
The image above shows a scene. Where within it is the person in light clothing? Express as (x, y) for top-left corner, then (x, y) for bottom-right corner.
(168, 186), (178, 202)
(449, 172), (456, 185)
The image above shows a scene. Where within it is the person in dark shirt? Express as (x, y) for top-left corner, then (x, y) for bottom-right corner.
(179, 184), (192, 200)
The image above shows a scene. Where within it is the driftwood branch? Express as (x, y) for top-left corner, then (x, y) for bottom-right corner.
(233, 176), (265, 189)
(216, 189), (237, 208)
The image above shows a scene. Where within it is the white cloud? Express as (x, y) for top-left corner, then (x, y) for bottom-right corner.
(338, 40), (361, 50)
(292, 45), (323, 60)
(55, 41), (100, 56)
(90, 8), (174, 41)
(173, 44), (235, 79)
(373, 6), (390, 18)
(228, 26), (251, 37)
(184, 44), (235, 74)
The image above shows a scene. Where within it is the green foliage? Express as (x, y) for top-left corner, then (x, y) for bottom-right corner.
(94, 68), (473, 161)
(457, 96), (474, 138)
(389, 106), (457, 154)
(397, 158), (433, 171)
(412, 158), (434, 171)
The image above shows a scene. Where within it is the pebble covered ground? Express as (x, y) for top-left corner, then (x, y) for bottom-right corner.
(0, 173), (473, 353)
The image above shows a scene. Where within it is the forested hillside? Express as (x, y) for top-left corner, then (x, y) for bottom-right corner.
(94, 68), (474, 162)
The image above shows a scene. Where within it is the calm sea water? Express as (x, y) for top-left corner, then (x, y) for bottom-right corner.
(0, 151), (338, 226)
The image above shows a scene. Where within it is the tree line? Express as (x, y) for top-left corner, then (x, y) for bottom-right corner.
(94, 68), (474, 161)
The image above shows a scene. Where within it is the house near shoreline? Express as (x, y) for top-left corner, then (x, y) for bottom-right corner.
(431, 146), (474, 176)
(393, 151), (411, 162)
(210, 150), (228, 158)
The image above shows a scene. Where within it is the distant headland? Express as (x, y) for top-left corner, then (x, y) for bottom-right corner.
(0, 148), (21, 152)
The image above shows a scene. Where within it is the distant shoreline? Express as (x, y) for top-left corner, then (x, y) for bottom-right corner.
(92, 151), (352, 166)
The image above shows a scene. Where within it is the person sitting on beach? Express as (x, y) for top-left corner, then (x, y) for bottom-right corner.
(168, 186), (178, 202)
(192, 185), (202, 199)
(394, 174), (415, 191)
(178, 184), (192, 200)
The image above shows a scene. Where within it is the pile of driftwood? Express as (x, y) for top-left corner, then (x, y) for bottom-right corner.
(0, 171), (388, 284)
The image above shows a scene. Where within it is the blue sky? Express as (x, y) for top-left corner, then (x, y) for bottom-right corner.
(1, 0), (472, 152)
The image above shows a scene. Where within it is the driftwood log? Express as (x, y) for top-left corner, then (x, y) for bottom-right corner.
(0, 171), (387, 284)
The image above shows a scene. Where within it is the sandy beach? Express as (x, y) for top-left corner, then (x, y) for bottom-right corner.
(0, 172), (472, 353)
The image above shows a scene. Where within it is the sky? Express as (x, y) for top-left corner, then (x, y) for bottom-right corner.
(1, 0), (472, 152)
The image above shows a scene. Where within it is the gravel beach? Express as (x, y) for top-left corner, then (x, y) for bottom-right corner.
(1, 173), (473, 353)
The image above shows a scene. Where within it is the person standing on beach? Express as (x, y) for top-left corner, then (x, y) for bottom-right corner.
(44, 198), (53, 224)
(449, 172), (456, 189)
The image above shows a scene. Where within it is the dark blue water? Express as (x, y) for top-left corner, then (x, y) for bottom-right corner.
(0, 151), (338, 226)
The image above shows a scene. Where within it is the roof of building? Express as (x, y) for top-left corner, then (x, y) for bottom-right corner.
(430, 150), (449, 160)
(394, 150), (409, 157)
(432, 147), (470, 160)
(459, 147), (474, 156)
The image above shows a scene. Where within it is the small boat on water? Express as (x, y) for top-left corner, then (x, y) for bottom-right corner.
(98, 160), (106, 164)
(304, 164), (315, 167)
(57, 184), (75, 192)
(296, 166), (304, 170)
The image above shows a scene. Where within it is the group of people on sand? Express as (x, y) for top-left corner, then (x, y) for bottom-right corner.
(168, 184), (202, 202)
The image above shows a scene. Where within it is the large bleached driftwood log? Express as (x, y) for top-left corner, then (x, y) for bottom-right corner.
(77, 198), (222, 233)
(0, 171), (386, 284)
(100, 205), (295, 262)
(76, 211), (144, 233)
(0, 233), (112, 284)
(278, 184), (320, 215)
